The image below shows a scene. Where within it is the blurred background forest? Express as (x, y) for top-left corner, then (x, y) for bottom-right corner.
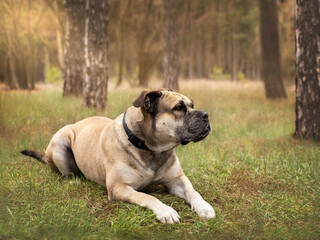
(0, 0), (295, 90)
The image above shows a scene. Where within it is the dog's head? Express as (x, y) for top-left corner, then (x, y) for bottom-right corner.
(132, 89), (211, 150)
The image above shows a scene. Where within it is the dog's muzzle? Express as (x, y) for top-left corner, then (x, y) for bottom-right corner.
(179, 111), (211, 145)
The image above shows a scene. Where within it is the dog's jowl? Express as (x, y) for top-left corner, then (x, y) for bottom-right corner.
(21, 89), (215, 224)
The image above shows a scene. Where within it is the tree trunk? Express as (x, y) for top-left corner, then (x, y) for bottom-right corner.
(34, 44), (47, 83)
(63, 0), (85, 97)
(259, 0), (287, 99)
(7, 52), (18, 89)
(294, 0), (320, 141)
(116, 0), (130, 87)
(137, 0), (154, 88)
(55, 0), (65, 71)
(188, 0), (194, 79)
(163, 0), (179, 90)
(138, 52), (149, 88)
(227, 27), (232, 79)
(180, 0), (190, 79)
(82, 0), (108, 109)
(230, 26), (238, 81)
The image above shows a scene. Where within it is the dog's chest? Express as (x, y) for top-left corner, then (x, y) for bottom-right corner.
(135, 152), (174, 186)
(140, 151), (173, 173)
(124, 150), (175, 190)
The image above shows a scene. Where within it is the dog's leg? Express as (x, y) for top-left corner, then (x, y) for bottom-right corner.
(45, 126), (83, 178)
(51, 146), (73, 178)
(108, 183), (181, 224)
(46, 137), (75, 178)
(165, 175), (215, 219)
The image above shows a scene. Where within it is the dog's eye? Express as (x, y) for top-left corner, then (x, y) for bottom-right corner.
(173, 104), (186, 112)
(190, 102), (194, 109)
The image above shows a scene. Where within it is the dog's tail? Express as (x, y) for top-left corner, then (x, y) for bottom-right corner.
(20, 149), (47, 165)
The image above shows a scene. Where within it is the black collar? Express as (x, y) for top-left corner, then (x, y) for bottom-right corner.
(122, 112), (152, 152)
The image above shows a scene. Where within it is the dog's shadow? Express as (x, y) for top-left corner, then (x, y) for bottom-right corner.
(102, 184), (168, 198)
(63, 174), (168, 198)
(142, 184), (168, 195)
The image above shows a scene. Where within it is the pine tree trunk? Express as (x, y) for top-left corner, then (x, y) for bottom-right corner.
(163, 0), (179, 90)
(294, 0), (320, 141)
(63, 0), (85, 97)
(259, 0), (287, 99)
(82, 0), (108, 109)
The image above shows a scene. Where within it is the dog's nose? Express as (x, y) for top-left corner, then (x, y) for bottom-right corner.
(202, 112), (208, 120)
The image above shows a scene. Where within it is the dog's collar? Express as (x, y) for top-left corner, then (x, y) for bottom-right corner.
(122, 112), (152, 152)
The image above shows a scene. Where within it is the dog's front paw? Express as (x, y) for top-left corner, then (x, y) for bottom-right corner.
(154, 205), (181, 224)
(191, 200), (215, 219)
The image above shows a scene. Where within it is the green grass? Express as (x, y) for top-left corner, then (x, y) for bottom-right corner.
(0, 83), (319, 239)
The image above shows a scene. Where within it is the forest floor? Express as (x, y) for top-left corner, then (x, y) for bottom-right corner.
(0, 81), (319, 239)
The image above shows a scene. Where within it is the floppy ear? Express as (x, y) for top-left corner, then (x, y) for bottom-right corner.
(132, 90), (162, 113)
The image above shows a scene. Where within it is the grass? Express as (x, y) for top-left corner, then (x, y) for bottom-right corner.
(0, 82), (319, 239)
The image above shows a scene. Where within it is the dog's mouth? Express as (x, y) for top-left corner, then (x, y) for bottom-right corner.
(193, 124), (211, 142)
(180, 123), (211, 145)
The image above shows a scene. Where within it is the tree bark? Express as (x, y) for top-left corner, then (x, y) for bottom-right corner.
(231, 27), (238, 81)
(259, 0), (287, 99)
(82, 0), (108, 109)
(294, 0), (320, 141)
(163, 0), (179, 90)
(116, 0), (130, 87)
(188, 0), (194, 79)
(7, 52), (18, 89)
(138, 52), (149, 87)
(137, 0), (155, 88)
(63, 0), (85, 97)
(34, 44), (47, 83)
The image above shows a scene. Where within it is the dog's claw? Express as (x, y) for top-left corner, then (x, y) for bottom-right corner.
(192, 200), (215, 219)
(155, 205), (181, 224)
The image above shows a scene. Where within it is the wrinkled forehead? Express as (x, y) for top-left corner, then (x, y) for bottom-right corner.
(160, 90), (193, 108)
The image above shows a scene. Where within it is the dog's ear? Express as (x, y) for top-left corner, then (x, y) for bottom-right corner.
(132, 90), (162, 113)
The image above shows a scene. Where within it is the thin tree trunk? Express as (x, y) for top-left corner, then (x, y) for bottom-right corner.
(27, 0), (35, 89)
(56, 28), (64, 70)
(82, 0), (108, 109)
(231, 26), (237, 81)
(7, 52), (18, 89)
(294, 0), (320, 141)
(227, 27), (232, 79)
(188, 0), (194, 79)
(259, 0), (287, 99)
(180, 0), (190, 79)
(138, 51), (149, 87)
(163, 0), (179, 90)
(34, 44), (46, 83)
(215, 0), (221, 70)
(197, 26), (206, 79)
(63, 0), (85, 97)
(116, 0), (130, 87)
(137, 0), (154, 87)
(53, 0), (65, 70)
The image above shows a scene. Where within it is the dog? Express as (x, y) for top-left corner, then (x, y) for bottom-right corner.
(21, 89), (215, 224)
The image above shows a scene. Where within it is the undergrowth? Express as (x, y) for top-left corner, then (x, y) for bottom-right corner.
(0, 83), (319, 239)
